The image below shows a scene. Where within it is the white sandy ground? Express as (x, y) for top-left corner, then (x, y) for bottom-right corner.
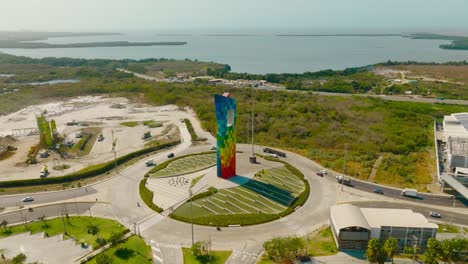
(0, 96), (199, 181)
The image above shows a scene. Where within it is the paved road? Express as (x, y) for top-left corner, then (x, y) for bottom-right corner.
(0, 186), (98, 209)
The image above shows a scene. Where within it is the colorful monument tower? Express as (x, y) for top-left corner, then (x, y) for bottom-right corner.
(214, 93), (237, 179)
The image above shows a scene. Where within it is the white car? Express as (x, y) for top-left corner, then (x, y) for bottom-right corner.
(429, 211), (441, 218)
(210, 146), (217, 150)
(22, 196), (34, 202)
(320, 169), (328, 175)
(145, 159), (155, 166)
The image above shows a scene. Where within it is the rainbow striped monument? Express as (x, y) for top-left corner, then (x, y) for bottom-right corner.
(214, 93), (237, 179)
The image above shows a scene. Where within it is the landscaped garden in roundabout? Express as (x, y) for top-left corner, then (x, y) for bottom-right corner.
(141, 151), (310, 226)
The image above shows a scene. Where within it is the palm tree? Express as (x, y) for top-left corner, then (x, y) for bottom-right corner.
(384, 238), (398, 263)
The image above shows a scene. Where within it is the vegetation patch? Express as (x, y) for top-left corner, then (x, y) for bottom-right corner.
(182, 246), (231, 264)
(84, 235), (152, 264)
(437, 224), (460, 233)
(0, 216), (127, 249)
(306, 226), (338, 256)
(120, 121), (139, 127)
(184, 118), (207, 142)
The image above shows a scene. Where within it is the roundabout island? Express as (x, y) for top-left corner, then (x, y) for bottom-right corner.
(142, 151), (310, 226)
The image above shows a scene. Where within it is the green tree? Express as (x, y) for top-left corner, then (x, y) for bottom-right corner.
(384, 237), (398, 263)
(191, 241), (203, 256)
(366, 238), (382, 263)
(263, 236), (306, 263)
(11, 253), (26, 264)
(87, 224), (100, 238)
(423, 238), (441, 264)
(108, 231), (125, 246)
(451, 237), (468, 261)
(439, 239), (455, 263)
(95, 252), (112, 264)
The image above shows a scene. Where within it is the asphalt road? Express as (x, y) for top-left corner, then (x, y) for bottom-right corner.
(0, 186), (98, 209)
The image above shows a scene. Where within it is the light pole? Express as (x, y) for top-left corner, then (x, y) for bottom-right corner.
(189, 189), (194, 249)
(341, 144), (347, 191)
(412, 235), (418, 264)
(250, 84), (257, 163)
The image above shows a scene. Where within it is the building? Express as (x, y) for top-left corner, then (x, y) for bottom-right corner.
(330, 204), (438, 251)
(214, 93), (237, 179)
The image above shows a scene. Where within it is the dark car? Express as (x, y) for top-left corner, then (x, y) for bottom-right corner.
(373, 189), (384, 194)
(167, 153), (175, 158)
(316, 172), (324, 177)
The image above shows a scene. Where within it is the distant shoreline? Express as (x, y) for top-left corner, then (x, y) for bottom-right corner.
(0, 41), (188, 49)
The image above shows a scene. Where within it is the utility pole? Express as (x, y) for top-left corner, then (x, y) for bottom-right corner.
(341, 143), (347, 191)
(250, 84), (256, 163)
(189, 189), (194, 249)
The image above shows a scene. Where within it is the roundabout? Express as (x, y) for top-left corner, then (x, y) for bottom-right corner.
(142, 151), (310, 226)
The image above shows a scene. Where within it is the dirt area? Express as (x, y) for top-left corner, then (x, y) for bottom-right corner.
(374, 65), (468, 84)
(0, 96), (192, 181)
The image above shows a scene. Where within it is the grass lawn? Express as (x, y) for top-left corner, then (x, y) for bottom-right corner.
(86, 236), (152, 264)
(171, 165), (304, 226)
(182, 247), (231, 264)
(0, 216), (127, 249)
(306, 226), (338, 256)
(120, 121), (139, 127)
(437, 224), (460, 233)
(191, 175), (204, 188)
(150, 153), (216, 177)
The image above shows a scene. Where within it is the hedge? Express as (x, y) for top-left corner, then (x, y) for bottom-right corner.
(0, 140), (181, 188)
(139, 178), (163, 213)
(188, 187), (218, 202)
(148, 151), (215, 174)
(184, 118), (207, 142)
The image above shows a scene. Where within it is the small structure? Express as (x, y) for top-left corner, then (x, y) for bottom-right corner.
(330, 204), (437, 251)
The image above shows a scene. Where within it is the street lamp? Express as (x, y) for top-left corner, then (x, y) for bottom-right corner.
(189, 189), (194, 249)
(412, 235), (418, 264)
(250, 84), (257, 164)
(341, 143), (347, 191)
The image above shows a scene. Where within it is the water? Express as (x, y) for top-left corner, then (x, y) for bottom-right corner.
(26, 79), (80, 85)
(2, 32), (468, 74)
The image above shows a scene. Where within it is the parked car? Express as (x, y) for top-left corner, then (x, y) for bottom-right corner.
(22, 196), (34, 202)
(167, 153), (175, 158)
(210, 146), (217, 150)
(373, 189), (384, 194)
(429, 211), (442, 218)
(316, 172), (324, 177)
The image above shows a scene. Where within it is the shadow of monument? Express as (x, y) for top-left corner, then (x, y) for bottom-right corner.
(228, 175), (296, 206)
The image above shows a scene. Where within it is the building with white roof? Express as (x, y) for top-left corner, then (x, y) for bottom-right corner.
(330, 204), (438, 251)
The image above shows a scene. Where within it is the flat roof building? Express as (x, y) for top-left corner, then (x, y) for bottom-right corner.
(330, 204), (437, 251)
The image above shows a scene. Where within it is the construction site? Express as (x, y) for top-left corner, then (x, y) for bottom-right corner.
(0, 96), (185, 181)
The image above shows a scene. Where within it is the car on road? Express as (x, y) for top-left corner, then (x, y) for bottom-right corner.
(269, 153), (278, 158)
(373, 189), (384, 194)
(167, 153), (175, 158)
(429, 211), (442, 218)
(320, 169), (328, 175)
(22, 196), (34, 202)
(210, 146), (217, 150)
(316, 172), (324, 177)
(145, 159), (155, 166)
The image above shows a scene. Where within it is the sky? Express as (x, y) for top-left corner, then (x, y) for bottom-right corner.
(1, 0), (467, 33)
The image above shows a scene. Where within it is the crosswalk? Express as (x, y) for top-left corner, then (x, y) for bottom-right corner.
(225, 250), (260, 264)
(150, 240), (183, 264)
(150, 240), (164, 264)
